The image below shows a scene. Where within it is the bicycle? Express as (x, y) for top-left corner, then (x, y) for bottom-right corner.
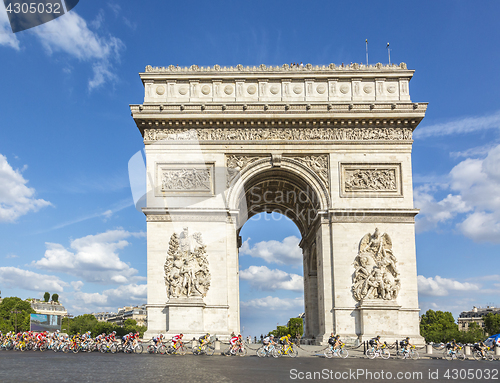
(324, 342), (348, 359)
(192, 341), (215, 356)
(167, 341), (187, 355)
(443, 345), (465, 361)
(99, 341), (117, 354)
(257, 343), (279, 358)
(472, 346), (494, 362)
(274, 342), (298, 358)
(147, 342), (167, 355)
(224, 343), (247, 356)
(366, 343), (390, 359)
(397, 345), (419, 360)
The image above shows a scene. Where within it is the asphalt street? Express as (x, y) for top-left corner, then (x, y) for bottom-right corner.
(0, 351), (499, 383)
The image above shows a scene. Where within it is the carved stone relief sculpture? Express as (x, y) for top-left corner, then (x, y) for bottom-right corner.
(161, 168), (211, 191)
(345, 169), (396, 192)
(226, 155), (262, 186)
(164, 228), (211, 299)
(290, 155), (328, 186)
(144, 127), (413, 142)
(353, 228), (400, 301)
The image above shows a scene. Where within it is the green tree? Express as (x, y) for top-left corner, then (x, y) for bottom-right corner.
(420, 309), (460, 343)
(288, 317), (303, 338)
(457, 322), (485, 344)
(51, 293), (59, 302)
(484, 313), (500, 336)
(0, 297), (35, 332)
(43, 292), (50, 302)
(69, 314), (98, 335)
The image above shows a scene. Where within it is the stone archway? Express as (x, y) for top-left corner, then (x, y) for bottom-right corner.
(131, 62), (427, 344)
(228, 158), (329, 339)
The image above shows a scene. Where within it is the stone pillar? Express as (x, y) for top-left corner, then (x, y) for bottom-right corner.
(426, 344), (433, 354)
(315, 219), (334, 344)
(465, 345), (471, 355)
(495, 345), (500, 356)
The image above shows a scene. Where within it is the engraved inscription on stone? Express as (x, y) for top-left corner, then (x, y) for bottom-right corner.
(353, 228), (400, 301)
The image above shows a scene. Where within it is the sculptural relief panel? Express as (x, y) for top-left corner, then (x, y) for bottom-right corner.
(340, 163), (402, 198)
(353, 228), (400, 301)
(156, 163), (215, 195)
(164, 227), (211, 299)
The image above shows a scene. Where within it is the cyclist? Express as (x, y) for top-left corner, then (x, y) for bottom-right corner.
(401, 337), (413, 354)
(198, 333), (210, 349)
(328, 333), (336, 349)
(333, 334), (342, 350)
(369, 335), (382, 351)
(473, 340), (487, 358)
(447, 338), (458, 353)
(229, 333), (240, 354)
(262, 334), (275, 352)
(152, 333), (163, 350)
(172, 333), (184, 350)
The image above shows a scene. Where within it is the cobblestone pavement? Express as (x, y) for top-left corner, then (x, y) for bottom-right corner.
(0, 350), (498, 383)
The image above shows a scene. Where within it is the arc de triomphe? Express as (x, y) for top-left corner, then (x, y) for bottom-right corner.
(130, 63), (427, 343)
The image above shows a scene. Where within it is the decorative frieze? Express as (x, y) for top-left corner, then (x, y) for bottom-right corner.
(144, 127), (413, 142)
(340, 163), (402, 198)
(145, 62), (409, 73)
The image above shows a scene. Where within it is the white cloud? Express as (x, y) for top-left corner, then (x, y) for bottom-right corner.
(33, 229), (145, 284)
(240, 236), (302, 266)
(415, 110), (500, 139)
(0, 154), (51, 222)
(240, 266), (303, 292)
(71, 280), (84, 291)
(414, 186), (471, 232)
(73, 283), (146, 311)
(417, 275), (479, 297)
(0, 267), (68, 293)
(34, 11), (124, 90)
(0, 4), (20, 50)
(415, 143), (500, 242)
(240, 296), (304, 311)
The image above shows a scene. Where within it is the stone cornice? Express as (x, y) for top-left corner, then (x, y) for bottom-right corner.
(131, 102), (427, 115)
(329, 208), (419, 223)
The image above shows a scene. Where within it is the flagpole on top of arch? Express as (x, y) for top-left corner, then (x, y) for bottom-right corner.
(365, 39), (368, 66)
(387, 42), (391, 65)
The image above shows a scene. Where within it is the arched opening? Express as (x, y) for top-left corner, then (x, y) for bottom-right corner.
(231, 165), (326, 340)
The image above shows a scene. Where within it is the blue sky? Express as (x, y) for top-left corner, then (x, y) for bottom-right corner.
(0, 1), (499, 337)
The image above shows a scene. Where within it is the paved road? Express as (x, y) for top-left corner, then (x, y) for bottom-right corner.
(0, 351), (498, 383)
